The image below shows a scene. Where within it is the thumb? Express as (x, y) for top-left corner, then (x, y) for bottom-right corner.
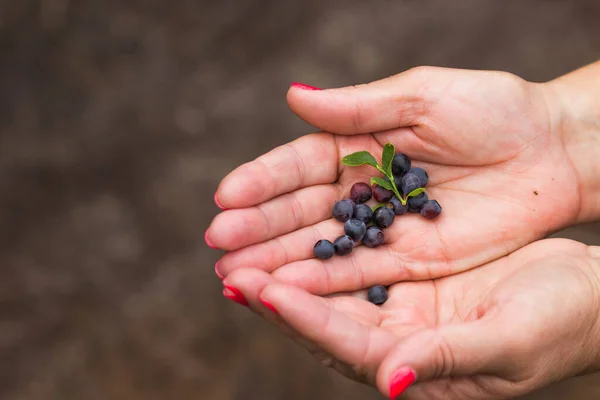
(377, 320), (509, 399)
(286, 66), (451, 135)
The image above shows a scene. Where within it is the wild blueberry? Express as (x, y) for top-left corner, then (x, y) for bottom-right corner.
(388, 196), (408, 215)
(401, 172), (422, 195)
(362, 226), (385, 248)
(420, 200), (442, 220)
(373, 206), (395, 228)
(333, 235), (354, 256)
(409, 167), (428, 187)
(372, 185), (393, 203)
(407, 192), (429, 213)
(332, 199), (355, 222)
(313, 240), (335, 260)
(344, 219), (367, 241)
(350, 182), (372, 204)
(367, 285), (388, 305)
(392, 153), (411, 176)
(353, 203), (373, 224)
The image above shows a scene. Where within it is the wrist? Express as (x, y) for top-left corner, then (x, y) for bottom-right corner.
(540, 61), (600, 223)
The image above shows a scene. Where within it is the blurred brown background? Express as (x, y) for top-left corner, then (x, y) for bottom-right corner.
(1, 1), (600, 399)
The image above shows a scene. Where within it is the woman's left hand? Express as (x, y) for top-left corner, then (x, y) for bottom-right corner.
(222, 238), (600, 399)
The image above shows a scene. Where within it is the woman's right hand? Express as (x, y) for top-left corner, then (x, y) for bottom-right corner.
(223, 238), (600, 399)
(207, 64), (600, 287)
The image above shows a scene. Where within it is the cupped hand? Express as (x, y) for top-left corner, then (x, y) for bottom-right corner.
(223, 239), (600, 399)
(207, 66), (581, 285)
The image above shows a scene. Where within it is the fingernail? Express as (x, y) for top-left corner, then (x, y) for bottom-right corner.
(260, 298), (278, 315)
(223, 285), (248, 307)
(205, 231), (218, 249)
(389, 367), (416, 399)
(215, 261), (224, 279)
(291, 82), (322, 91)
(214, 193), (228, 210)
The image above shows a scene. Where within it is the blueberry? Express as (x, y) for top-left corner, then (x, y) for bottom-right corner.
(362, 226), (385, 248)
(373, 206), (395, 228)
(372, 185), (393, 203)
(388, 196), (408, 215)
(407, 192), (429, 213)
(367, 285), (388, 305)
(332, 199), (355, 222)
(392, 153), (411, 176)
(401, 172), (422, 195)
(409, 167), (428, 187)
(353, 203), (373, 224)
(333, 235), (354, 256)
(420, 200), (442, 220)
(350, 182), (372, 204)
(344, 219), (367, 241)
(393, 174), (404, 195)
(313, 240), (335, 260)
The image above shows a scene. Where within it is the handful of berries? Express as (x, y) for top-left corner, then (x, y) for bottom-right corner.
(312, 143), (442, 305)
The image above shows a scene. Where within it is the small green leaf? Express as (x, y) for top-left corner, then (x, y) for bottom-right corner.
(370, 176), (394, 190)
(372, 204), (385, 212)
(406, 187), (426, 198)
(341, 151), (379, 168)
(381, 143), (395, 176)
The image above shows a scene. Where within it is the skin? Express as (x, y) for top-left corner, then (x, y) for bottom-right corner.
(210, 62), (600, 398)
(224, 238), (600, 400)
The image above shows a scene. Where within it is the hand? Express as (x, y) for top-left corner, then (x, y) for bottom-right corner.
(223, 239), (600, 399)
(207, 66), (583, 285)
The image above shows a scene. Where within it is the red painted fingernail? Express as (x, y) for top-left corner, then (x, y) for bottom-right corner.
(223, 285), (248, 307)
(260, 298), (278, 315)
(291, 82), (322, 91)
(215, 261), (224, 279)
(214, 193), (228, 210)
(205, 231), (218, 249)
(390, 367), (416, 399)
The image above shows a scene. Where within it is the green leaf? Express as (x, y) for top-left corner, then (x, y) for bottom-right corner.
(341, 151), (379, 168)
(370, 176), (394, 190)
(406, 187), (426, 198)
(381, 143), (395, 176)
(371, 204), (385, 212)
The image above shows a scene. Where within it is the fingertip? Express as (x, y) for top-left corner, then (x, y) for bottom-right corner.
(214, 192), (228, 210)
(290, 82), (322, 91)
(205, 230), (219, 250)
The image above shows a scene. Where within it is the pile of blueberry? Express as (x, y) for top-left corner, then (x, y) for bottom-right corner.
(312, 148), (442, 306)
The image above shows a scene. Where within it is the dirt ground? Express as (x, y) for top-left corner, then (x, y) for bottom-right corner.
(1, 1), (600, 399)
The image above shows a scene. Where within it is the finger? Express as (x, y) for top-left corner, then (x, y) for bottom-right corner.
(215, 133), (339, 209)
(206, 184), (340, 251)
(287, 66), (455, 135)
(375, 318), (509, 399)
(259, 282), (397, 375)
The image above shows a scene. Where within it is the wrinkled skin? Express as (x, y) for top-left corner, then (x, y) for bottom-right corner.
(224, 239), (600, 399)
(207, 67), (581, 289)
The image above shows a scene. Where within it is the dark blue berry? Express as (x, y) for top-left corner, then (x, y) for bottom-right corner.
(353, 203), (373, 224)
(344, 219), (367, 241)
(350, 182), (372, 204)
(362, 226), (385, 248)
(373, 206), (395, 228)
(333, 235), (354, 256)
(332, 199), (355, 222)
(409, 167), (428, 187)
(313, 240), (335, 260)
(367, 285), (388, 305)
(392, 153), (411, 176)
(372, 185), (393, 203)
(407, 192), (429, 213)
(388, 196), (408, 215)
(420, 200), (442, 220)
(401, 172), (422, 195)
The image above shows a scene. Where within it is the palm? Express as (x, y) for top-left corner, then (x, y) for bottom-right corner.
(209, 68), (580, 287)
(227, 239), (599, 399)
